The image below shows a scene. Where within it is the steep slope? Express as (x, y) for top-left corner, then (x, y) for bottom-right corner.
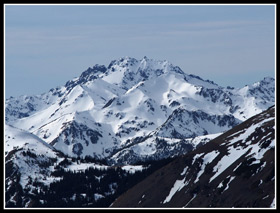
(5, 57), (275, 164)
(112, 105), (275, 208)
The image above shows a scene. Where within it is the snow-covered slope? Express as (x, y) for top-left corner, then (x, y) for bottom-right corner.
(5, 56), (275, 163)
(5, 124), (56, 155)
(112, 105), (275, 208)
(5, 124), (146, 207)
(5, 125), (64, 206)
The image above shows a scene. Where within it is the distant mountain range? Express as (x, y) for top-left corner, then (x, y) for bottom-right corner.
(5, 57), (275, 208)
(5, 56), (275, 165)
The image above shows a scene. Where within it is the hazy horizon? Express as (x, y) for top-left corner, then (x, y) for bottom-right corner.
(5, 4), (275, 98)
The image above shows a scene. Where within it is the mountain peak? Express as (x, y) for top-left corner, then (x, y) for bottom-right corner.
(249, 76), (274, 87)
(80, 64), (107, 78)
(101, 57), (186, 90)
(80, 64), (105, 77)
(64, 64), (107, 89)
(107, 56), (138, 70)
(260, 76), (275, 85)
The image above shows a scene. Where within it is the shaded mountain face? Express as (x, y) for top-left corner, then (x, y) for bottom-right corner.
(112, 106), (275, 208)
(5, 56), (275, 164)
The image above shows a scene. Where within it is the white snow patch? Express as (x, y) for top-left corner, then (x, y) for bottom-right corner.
(163, 177), (190, 204)
(184, 193), (197, 207)
(181, 167), (188, 176)
(121, 165), (144, 174)
(94, 193), (105, 201)
(209, 146), (247, 183)
(66, 162), (108, 172)
(270, 197), (276, 208)
(194, 150), (220, 183)
(223, 176), (235, 192)
(192, 153), (204, 165)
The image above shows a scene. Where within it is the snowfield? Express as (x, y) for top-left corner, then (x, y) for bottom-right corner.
(5, 56), (275, 164)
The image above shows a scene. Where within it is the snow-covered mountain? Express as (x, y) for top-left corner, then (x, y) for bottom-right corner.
(5, 124), (63, 207)
(5, 56), (275, 164)
(112, 105), (275, 208)
(5, 124), (149, 207)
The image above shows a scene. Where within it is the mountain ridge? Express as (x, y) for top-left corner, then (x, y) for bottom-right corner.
(5, 56), (275, 164)
(5, 56), (275, 208)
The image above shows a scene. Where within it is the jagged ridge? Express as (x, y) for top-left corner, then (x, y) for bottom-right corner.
(5, 56), (275, 164)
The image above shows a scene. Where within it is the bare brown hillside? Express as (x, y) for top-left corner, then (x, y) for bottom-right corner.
(112, 106), (275, 208)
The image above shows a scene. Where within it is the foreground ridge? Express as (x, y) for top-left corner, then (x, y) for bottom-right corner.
(112, 105), (275, 208)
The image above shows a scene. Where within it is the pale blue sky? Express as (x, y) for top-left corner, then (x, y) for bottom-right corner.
(5, 4), (275, 98)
